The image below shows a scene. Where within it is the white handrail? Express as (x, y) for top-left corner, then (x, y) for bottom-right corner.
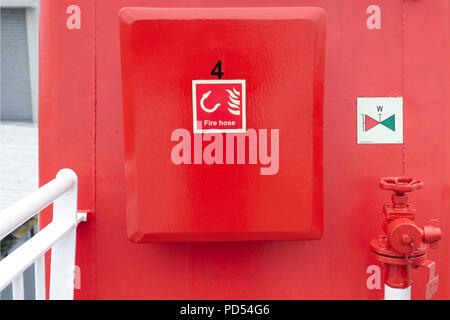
(0, 169), (77, 241)
(0, 169), (86, 300)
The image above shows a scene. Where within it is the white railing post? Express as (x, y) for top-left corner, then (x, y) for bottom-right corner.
(49, 169), (78, 300)
(0, 168), (85, 300)
(34, 255), (46, 300)
(12, 274), (24, 300)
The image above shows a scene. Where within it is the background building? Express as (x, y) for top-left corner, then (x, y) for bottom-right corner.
(1, 0), (39, 123)
(0, 0), (40, 299)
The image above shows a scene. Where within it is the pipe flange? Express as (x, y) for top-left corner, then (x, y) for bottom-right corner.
(370, 237), (426, 265)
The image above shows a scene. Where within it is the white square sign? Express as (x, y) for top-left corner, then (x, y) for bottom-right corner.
(357, 97), (403, 144)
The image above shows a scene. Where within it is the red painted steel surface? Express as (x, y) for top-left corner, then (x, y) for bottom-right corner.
(39, 0), (450, 299)
(119, 7), (325, 242)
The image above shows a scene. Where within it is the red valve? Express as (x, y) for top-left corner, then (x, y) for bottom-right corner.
(423, 220), (441, 249)
(380, 177), (424, 194)
(370, 177), (441, 300)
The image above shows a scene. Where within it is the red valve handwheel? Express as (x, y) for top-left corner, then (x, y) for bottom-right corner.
(380, 177), (424, 194)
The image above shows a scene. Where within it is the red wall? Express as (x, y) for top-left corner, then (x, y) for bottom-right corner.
(39, 0), (450, 299)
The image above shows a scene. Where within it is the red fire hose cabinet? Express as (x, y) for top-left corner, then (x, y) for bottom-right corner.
(119, 7), (326, 242)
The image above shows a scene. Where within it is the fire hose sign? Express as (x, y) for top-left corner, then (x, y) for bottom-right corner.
(357, 97), (403, 144)
(192, 80), (246, 133)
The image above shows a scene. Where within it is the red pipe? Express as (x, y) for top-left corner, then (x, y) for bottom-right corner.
(385, 264), (411, 289)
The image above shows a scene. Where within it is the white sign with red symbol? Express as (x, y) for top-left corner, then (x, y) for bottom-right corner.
(192, 80), (246, 133)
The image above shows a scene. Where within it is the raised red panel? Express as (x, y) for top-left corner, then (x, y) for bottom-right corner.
(119, 7), (325, 242)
